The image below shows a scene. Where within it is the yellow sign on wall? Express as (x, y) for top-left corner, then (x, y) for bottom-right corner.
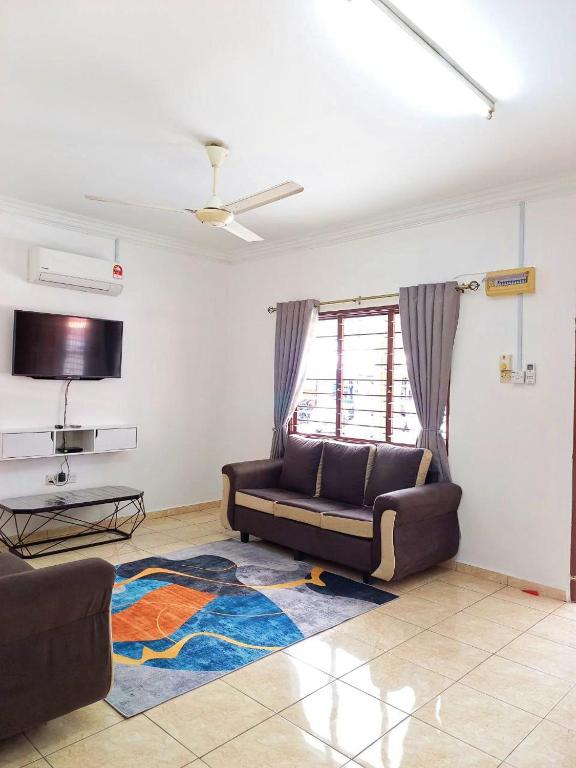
(485, 267), (536, 297)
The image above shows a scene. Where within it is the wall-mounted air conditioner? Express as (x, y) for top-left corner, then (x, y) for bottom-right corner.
(28, 247), (124, 296)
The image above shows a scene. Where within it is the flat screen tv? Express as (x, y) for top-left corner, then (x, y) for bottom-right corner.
(12, 310), (123, 379)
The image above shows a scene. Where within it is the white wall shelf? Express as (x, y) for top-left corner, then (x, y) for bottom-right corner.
(0, 425), (138, 461)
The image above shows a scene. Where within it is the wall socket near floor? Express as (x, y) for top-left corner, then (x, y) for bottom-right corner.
(46, 473), (77, 486)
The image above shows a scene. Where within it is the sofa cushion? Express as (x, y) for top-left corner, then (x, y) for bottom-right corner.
(320, 506), (373, 539)
(274, 496), (373, 538)
(320, 441), (371, 505)
(279, 435), (324, 496)
(0, 553), (33, 577)
(364, 443), (433, 506)
(236, 488), (311, 515)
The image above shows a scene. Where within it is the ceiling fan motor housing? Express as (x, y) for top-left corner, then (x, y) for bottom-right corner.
(195, 207), (234, 227)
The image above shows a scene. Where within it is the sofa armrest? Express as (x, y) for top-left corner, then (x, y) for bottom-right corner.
(221, 458), (284, 529)
(373, 482), (462, 526)
(0, 557), (115, 645)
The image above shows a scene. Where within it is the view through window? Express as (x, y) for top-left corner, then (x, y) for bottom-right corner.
(291, 306), (444, 445)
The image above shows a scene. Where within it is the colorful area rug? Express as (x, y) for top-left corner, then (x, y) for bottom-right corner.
(106, 539), (397, 716)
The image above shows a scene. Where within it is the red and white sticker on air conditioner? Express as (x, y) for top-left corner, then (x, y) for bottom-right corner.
(112, 263), (124, 279)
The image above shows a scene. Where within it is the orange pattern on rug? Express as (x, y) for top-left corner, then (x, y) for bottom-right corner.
(112, 583), (215, 642)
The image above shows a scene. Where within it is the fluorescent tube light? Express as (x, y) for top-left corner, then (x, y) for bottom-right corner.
(368, 0), (496, 118)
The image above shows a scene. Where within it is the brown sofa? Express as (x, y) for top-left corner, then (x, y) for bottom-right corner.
(0, 552), (115, 739)
(221, 436), (462, 582)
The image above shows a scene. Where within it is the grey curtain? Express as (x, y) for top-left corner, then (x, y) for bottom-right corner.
(271, 299), (318, 458)
(399, 282), (460, 481)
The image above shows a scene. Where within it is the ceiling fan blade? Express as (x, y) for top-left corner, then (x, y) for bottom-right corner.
(223, 220), (263, 242)
(85, 195), (195, 214)
(224, 181), (303, 215)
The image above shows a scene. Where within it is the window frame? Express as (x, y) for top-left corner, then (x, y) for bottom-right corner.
(289, 304), (449, 448)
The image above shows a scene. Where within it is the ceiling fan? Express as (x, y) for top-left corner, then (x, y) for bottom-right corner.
(85, 143), (303, 242)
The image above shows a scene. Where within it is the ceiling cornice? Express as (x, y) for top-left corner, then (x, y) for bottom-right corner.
(2, 172), (576, 266)
(0, 194), (228, 262)
(228, 172), (576, 263)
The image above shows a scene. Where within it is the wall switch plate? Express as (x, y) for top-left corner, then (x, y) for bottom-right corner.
(525, 363), (536, 385)
(499, 354), (513, 383)
(512, 370), (525, 384)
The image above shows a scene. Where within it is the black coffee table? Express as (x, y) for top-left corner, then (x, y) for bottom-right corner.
(0, 485), (145, 559)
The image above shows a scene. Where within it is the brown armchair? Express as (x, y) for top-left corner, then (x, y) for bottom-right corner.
(0, 552), (115, 739)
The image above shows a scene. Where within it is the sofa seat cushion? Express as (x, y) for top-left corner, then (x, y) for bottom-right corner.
(320, 506), (374, 539)
(279, 435), (324, 496)
(236, 488), (310, 515)
(0, 552), (33, 577)
(364, 443), (433, 506)
(320, 441), (372, 505)
(274, 496), (373, 537)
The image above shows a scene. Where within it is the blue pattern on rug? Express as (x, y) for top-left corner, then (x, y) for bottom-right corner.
(106, 539), (396, 716)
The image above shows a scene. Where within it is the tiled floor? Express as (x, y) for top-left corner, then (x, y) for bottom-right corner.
(2, 509), (576, 767)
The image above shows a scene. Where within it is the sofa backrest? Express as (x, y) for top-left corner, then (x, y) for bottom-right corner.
(278, 435), (434, 506)
(279, 435), (324, 496)
(319, 440), (372, 505)
(363, 443), (433, 506)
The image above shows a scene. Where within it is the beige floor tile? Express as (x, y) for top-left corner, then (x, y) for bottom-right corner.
(284, 626), (384, 676)
(0, 735), (41, 768)
(46, 716), (193, 768)
(100, 550), (147, 566)
(463, 596), (548, 631)
(375, 595), (458, 628)
(147, 679), (272, 755)
(382, 568), (444, 594)
(529, 615), (576, 648)
(28, 762), (50, 767)
(389, 630), (489, 680)
(507, 720), (576, 767)
(409, 581), (483, 609)
(497, 633), (576, 682)
(553, 602), (576, 623)
(193, 520), (227, 535)
(202, 715), (348, 768)
(30, 550), (87, 568)
(337, 612), (422, 651)
(341, 653), (452, 713)
(176, 531), (230, 547)
(494, 587), (563, 614)
(416, 683), (540, 760)
(79, 540), (142, 560)
(168, 510), (220, 526)
(546, 687), (576, 730)
(130, 531), (180, 547)
(224, 651), (333, 711)
(140, 517), (190, 532)
(26, 702), (123, 755)
(137, 539), (197, 556)
(462, 656), (572, 717)
(282, 680), (406, 757)
(355, 717), (500, 768)
(431, 613), (521, 652)
(436, 570), (504, 596)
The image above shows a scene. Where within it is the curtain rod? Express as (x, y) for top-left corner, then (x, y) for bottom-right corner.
(266, 280), (480, 314)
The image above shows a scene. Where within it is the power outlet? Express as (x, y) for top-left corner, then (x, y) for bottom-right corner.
(46, 473), (77, 486)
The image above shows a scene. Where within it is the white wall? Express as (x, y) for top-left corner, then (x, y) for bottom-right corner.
(220, 196), (576, 593)
(0, 214), (226, 517)
(2, 195), (574, 593)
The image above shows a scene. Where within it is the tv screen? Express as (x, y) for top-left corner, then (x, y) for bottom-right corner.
(12, 310), (123, 379)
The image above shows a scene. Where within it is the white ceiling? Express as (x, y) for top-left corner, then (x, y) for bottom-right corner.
(1, 0), (575, 261)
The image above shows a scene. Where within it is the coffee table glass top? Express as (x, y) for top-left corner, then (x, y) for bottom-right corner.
(0, 485), (144, 514)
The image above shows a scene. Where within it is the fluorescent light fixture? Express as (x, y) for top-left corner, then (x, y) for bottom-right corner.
(368, 0), (496, 118)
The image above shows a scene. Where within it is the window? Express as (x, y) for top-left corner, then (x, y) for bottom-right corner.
(291, 305), (443, 445)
